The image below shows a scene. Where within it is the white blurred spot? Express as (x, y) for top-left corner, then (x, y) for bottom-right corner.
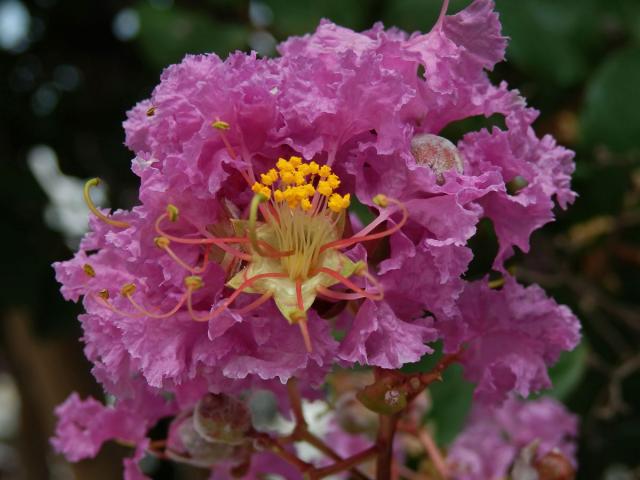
(53, 64), (81, 91)
(249, 1), (273, 28)
(31, 83), (58, 115)
(249, 30), (276, 57)
(0, 374), (20, 439)
(112, 8), (140, 41)
(0, 0), (30, 51)
(27, 145), (106, 244)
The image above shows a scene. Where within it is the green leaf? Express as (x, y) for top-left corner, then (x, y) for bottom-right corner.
(382, 0), (472, 33)
(547, 341), (588, 401)
(580, 47), (640, 152)
(425, 364), (474, 446)
(135, 3), (249, 69)
(264, 0), (372, 37)
(495, 0), (601, 87)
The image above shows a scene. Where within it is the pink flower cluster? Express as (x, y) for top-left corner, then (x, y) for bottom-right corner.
(52, 1), (580, 477)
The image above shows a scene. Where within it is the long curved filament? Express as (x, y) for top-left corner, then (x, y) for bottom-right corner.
(93, 294), (143, 318)
(124, 291), (189, 319)
(316, 286), (367, 301)
(311, 267), (383, 301)
(187, 272), (289, 322)
(155, 214), (252, 261)
(161, 243), (211, 274)
(83, 178), (130, 228)
(235, 292), (273, 315)
(319, 197), (408, 254)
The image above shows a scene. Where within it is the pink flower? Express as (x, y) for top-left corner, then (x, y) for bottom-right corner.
(448, 396), (578, 480)
(52, 0), (579, 475)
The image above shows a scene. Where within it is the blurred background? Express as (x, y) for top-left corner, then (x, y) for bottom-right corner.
(0, 0), (639, 478)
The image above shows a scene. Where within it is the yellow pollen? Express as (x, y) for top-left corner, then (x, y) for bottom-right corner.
(317, 181), (333, 197)
(83, 263), (96, 277)
(328, 193), (351, 213)
(319, 165), (332, 178)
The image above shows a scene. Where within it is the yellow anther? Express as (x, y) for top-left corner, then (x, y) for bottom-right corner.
(260, 186), (271, 199)
(274, 190), (284, 202)
(297, 163), (310, 176)
(327, 173), (341, 189)
(121, 283), (136, 296)
(301, 198), (312, 211)
(319, 165), (332, 178)
(212, 120), (230, 130)
(252, 182), (264, 194)
(260, 169), (278, 186)
(294, 172), (306, 185)
(277, 158), (294, 172)
(289, 156), (302, 167)
(154, 236), (170, 249)
(328, 193), (351, 213)
(317, 180), (333, 197)
(83, 178), (130, 229)
(184, 275), (204, 290)
(304, 184), (315, 196)
(308, 161), (320, 175)
(146, 106), (156, 117)
(83, 263), (96, 277)
(167, 204), (179, 222)
(280, 171), (296, 184)
(372, 194), (389, 207)
(98, 289), (109, 300)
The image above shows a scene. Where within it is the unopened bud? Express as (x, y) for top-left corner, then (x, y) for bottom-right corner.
(411, 133), (463, 184)
(357, 380), (407, 415)
(535, 450), (576, 480)
(194, 393), (251, 445)
(166, 413), (235, 468)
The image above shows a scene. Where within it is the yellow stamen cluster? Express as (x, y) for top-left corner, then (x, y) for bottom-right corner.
(251, 156), (351, 214)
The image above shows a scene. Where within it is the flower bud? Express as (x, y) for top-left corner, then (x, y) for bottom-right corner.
(411, 133), (463, 184)
(535, 450), (576, 480)
(194, 393), (252, 445)
(166, 413), (236, 468)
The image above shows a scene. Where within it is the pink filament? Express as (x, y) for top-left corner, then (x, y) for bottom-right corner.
(125, 291), (189, 319)
(235, 291), (273, 314)
(311, 267), (384, 301)
(319, 199), (408, 254)
(187, 272), (289, 323)
(163, 244), (210, 274)
(155, 214), (252, 261)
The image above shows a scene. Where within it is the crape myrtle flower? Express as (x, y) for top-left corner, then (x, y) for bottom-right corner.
(52, 0), (580, 476)
(448, 396), (578, 480)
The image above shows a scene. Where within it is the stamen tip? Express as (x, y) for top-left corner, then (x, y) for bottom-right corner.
(184, 275), (204, 290)
(166, 204), (179, 222)
(212, 120), (230, 130)
(82, 263), (96, 277)
(372, 194), (389, 208)
(121, 283), (136, 296)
